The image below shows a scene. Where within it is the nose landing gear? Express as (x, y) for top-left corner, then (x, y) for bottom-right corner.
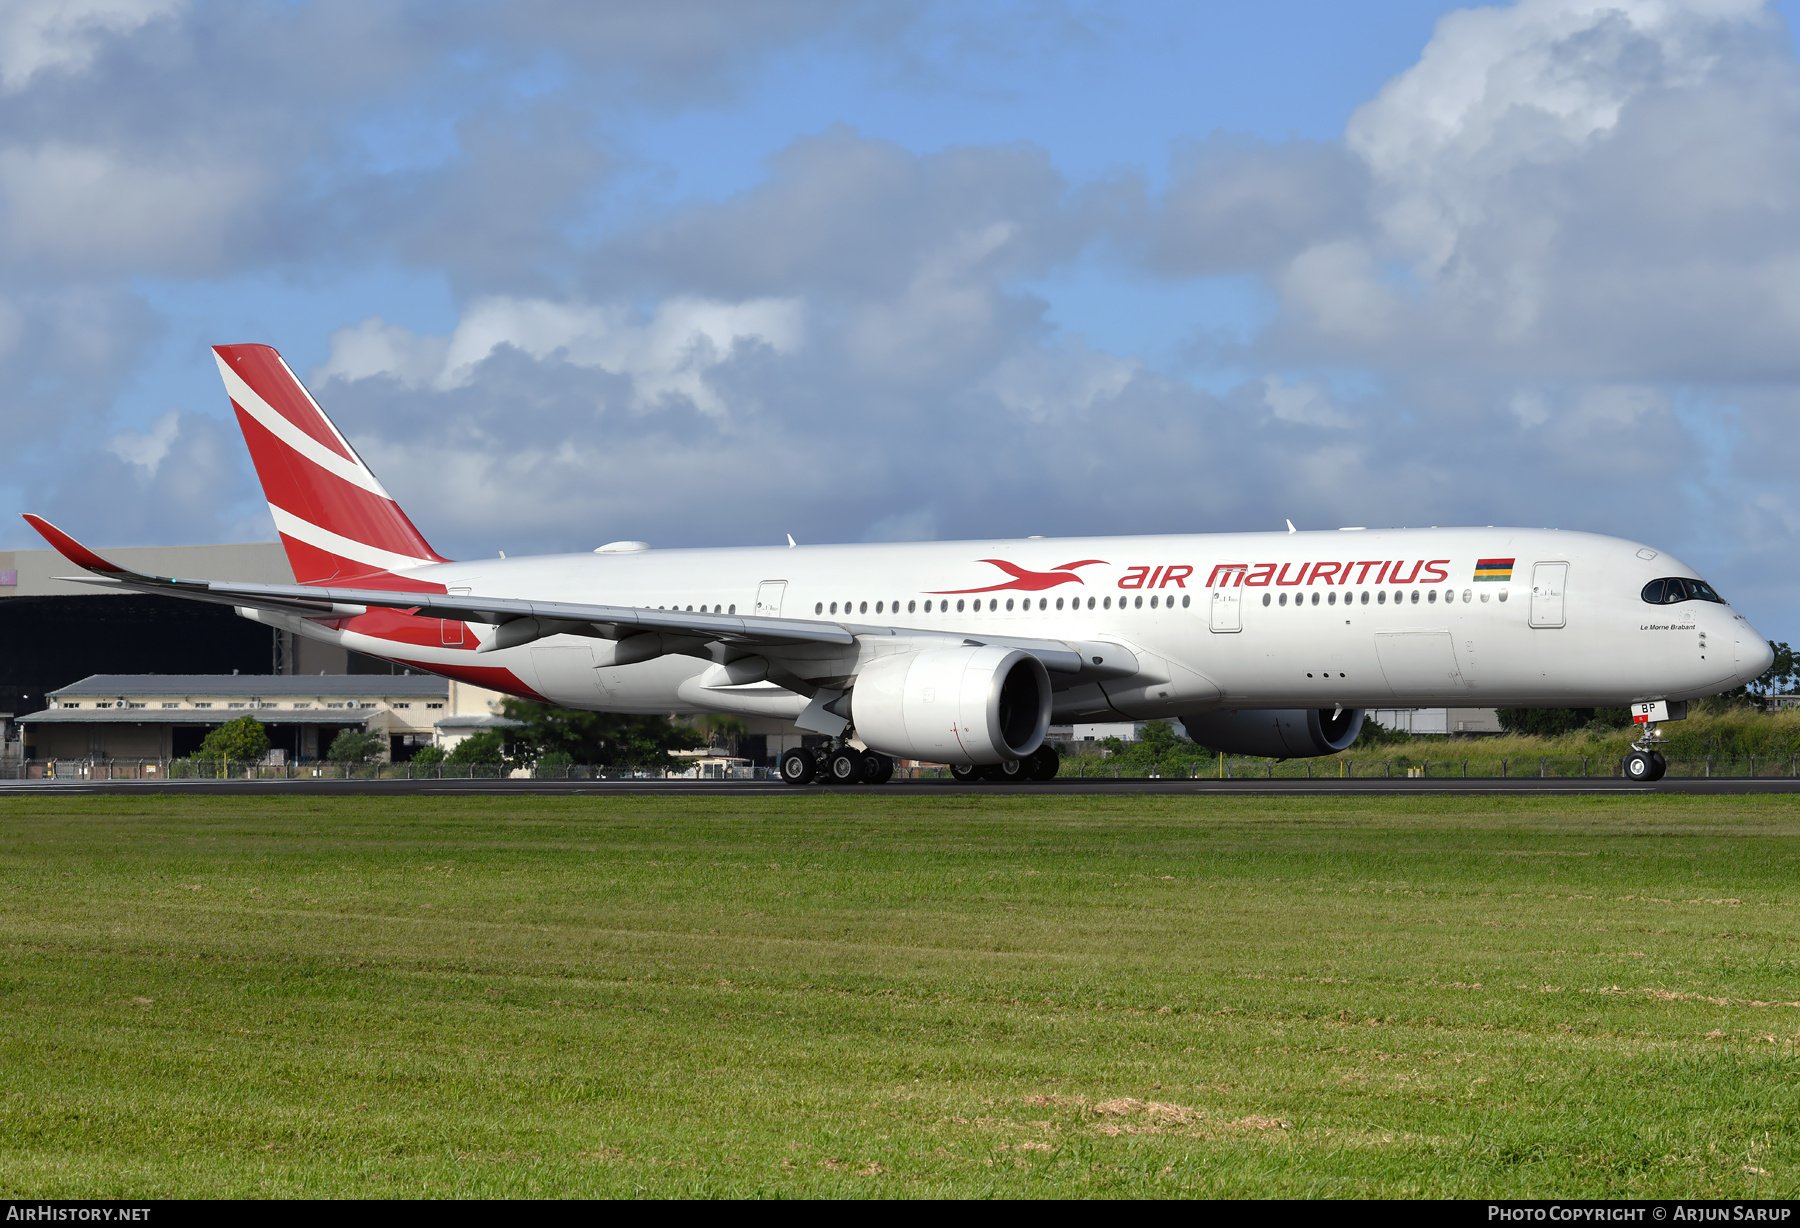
(1626, 723), (1670, 782)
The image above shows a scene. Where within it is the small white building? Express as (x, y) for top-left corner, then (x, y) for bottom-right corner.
(1368, 708), (1503, 735)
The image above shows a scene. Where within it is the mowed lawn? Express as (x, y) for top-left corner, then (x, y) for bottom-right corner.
(0, 793), (1797, 1197)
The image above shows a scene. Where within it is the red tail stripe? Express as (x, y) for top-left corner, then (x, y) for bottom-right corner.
(215, 344), (356, 463)
(236, 404), (447, 564)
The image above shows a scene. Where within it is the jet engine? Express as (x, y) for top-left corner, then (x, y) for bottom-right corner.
(851, 645), (1051, 766)
(1179, 708), (1365, 758)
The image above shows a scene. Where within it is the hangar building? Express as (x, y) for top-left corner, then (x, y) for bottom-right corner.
(20, 673), (506, 763)
(0, 538), (403, 728)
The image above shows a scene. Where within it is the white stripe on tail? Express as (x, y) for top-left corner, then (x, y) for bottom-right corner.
(214, 343), (449, 585)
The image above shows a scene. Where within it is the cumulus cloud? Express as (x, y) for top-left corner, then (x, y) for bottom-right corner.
(1261, 377), (1353, 429)
(13, 0), (1800, 639)
(106, 408), (180, 476)
(1267, 0), (1800, 383)
(0, 143), (267, 275)
(319, 294), (805, 415)
(1148, 137), (1366, 275)
(0, 0), (183, 94)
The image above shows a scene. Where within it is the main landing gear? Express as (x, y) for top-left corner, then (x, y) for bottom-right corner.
(1625, 721), (1669, 782)
(950, 745), (1061, 784)
(778, 742), (1063, 785)
(780, 742), (894, 786)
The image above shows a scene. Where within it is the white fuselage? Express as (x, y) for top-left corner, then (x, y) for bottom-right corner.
(255, 527), (1772, 722)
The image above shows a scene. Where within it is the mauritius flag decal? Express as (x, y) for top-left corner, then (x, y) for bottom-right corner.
(1474, 558), (1515, 582)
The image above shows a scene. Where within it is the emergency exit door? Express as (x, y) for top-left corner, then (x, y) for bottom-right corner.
(1530, 563), (1567, 628)
(754, 580), (787, 617)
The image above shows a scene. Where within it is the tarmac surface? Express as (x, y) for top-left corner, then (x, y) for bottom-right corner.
(2, 776), (1798, 797)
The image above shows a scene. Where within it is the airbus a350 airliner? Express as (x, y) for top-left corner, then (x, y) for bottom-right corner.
(23, 344), (1772, 784)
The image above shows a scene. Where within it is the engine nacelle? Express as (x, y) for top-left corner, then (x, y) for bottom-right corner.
(1179, 708), (1365, 758)
(852, 645), (1051, 766)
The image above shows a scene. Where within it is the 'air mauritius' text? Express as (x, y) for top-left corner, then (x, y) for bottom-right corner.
(1205, 560), (1452, 588)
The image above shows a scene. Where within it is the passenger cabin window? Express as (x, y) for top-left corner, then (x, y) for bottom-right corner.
(1642, 577), (1726, 605)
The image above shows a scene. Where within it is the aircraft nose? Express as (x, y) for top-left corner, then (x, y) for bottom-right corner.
(1741, 627), (1775, 683)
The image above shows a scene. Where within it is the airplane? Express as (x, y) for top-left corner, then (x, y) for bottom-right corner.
(23, 343), (1774, 785)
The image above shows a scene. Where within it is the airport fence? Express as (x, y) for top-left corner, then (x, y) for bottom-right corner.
(1055, 753), (1800, 779)
(6, 754), (1800, 782)
(8, 759), (781, 782)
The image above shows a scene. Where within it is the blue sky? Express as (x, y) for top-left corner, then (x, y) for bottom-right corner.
(7, 0), (1800, 643)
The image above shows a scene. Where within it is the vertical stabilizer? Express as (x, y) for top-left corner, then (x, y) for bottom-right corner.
(213, 343), (448, 584)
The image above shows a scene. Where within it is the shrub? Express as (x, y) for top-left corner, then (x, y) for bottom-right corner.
(446, 729), (507, 766)
(499, 700), (699, 769)
(409, 744), (445, 767)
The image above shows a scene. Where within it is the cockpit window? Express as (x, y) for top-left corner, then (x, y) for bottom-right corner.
(1642, 577), (1726, 605)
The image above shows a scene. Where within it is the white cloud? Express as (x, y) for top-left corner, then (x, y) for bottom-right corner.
(1509, 389), (1551, 427)
(320, 295), (805, 416)
(105, 407), (179, 476)
(978, 340), (1137, 422)
(1276, 240), (1400, 342)
(1262, 376), (1353, 428)
(0, 0), (183, 93)
(315, 318), (451, 390)
(1347, 0), (1768, 273)
(0, 143), (264, 273)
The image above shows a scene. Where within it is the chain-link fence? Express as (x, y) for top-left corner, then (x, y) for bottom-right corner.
(8, 759), (780, 782)
(1055, 753), (1800, 779)
(7, 755), (1795, 783)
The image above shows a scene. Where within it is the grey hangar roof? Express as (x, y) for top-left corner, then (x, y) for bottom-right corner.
(46, 674), (449, 699)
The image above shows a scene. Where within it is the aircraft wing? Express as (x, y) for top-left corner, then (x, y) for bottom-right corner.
(22, 514), (1094, 672)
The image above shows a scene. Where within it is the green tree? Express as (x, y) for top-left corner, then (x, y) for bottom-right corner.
(325, 729), (385, 763)
(693, 714), (747, 754)
(1496, 707), (1631, 736)
(1092, 720), (1208, 769)
(196, 715), (270, 770)
(1748, 641), (1796, 698)
(409, 744), (445, 767)
(445, 729), (508, 766)
(499, 700), (700, 769)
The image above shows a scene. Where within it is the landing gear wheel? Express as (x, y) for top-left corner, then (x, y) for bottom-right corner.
(1625, 750), (1656, 781)
(982, 758), (1027, 783)
(949, 763), (983, 783)
(827, 748), (865, 784)
(780, 748), (815, 785)
(863, 752), (894, 784)
(1026, 746), (1061, 782)
(1649, 750), (1668, 781)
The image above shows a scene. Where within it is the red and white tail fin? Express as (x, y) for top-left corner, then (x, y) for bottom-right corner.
(213, 343), (449, 586)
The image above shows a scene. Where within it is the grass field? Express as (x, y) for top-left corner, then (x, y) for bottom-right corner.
(0, 793), (1797, 1198)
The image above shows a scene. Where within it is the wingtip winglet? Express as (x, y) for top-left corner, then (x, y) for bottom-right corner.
(20, 514), (127, 574)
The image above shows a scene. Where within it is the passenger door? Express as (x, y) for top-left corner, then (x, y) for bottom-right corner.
(1530, 563), (1568, 629)
(755, 580), (787, 618)
(1209, 570), (1243, 633)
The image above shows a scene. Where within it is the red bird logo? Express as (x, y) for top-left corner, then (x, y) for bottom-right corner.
(930, 559), (1107, 594)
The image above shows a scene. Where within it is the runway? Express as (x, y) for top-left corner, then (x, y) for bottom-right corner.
(3, 776), (1799, 797)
